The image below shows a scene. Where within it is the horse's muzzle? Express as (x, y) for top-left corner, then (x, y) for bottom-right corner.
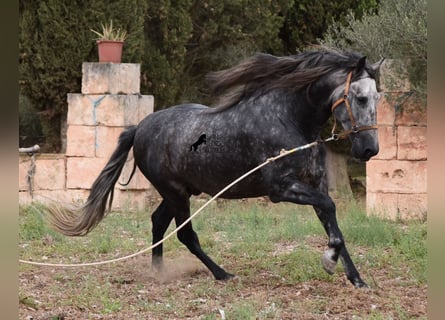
(350, 131), (379, 161)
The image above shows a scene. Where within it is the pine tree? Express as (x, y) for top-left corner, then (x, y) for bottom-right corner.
(141, 0), (193, 109)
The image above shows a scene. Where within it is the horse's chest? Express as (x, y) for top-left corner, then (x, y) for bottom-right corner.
(296, 147), (326, 186)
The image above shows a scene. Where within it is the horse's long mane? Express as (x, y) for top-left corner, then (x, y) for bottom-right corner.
(206, 49), (367, 111)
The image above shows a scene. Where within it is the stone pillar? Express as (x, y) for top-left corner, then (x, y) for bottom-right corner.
(366, 60), (427, 220)
(65, 63), (154, 209)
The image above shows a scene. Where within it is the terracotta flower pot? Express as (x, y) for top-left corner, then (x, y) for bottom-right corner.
(97, 40), (124, 63)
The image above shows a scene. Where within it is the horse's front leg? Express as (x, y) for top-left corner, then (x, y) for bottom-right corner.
(313, 206), (368, 288)
(269, 177), (367, 288)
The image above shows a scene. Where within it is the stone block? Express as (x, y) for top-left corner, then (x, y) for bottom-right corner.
(397, 126), (427, 160)
(19, 189), (90, 207)
(394, 95), (427, 126)
(117, 155), (152, 190)
(366, 159), (427, 193)
(19, 156), (32, 191)
(67, 94), (96, 125)
(95, 126), (124, 158)
(397, 193), (427, 220)
(66, 125), (96, 157)
(67, 94), (150, 127)
(95, 95), (140, 126)
(81, 63), (140, 94)
(374, 125), (397, 160)
(377, 96), (396, 126)
(366, 191), (399, 219)
(27, 155), (66, 191)
(367, 191), (427, 220)
(111, 189), (150, 211)
(20, 155), (66, 192)
(138, 95), (154, 122)
(66, 157), (108, 189)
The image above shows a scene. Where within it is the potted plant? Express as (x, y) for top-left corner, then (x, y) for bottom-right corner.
(91, 20), (127, 63)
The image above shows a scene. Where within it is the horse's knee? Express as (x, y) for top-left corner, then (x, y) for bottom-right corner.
(329, 236), (344, 250)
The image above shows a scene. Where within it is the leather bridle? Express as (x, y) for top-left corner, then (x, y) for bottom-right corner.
(330, 71), (378, 140)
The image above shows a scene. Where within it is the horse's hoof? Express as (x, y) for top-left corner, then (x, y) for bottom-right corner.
(215, 272), (236, 281)
(321, 248), (338, 275)
(354, 279), (370, 289)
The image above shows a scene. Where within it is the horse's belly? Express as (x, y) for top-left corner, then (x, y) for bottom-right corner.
(186, 170), (268, 199)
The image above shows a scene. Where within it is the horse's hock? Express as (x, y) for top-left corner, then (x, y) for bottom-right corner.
(366, 60), (427, 220)
(19, 63), (155, 209)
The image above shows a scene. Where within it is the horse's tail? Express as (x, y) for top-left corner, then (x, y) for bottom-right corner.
(46, 126), (138, 236)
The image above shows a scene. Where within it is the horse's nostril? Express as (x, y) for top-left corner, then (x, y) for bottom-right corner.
(363, 148), (378, 160)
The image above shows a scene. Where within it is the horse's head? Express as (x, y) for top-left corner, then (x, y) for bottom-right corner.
(330, 56), (383, 161)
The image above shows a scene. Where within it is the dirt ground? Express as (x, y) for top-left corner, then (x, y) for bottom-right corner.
(19, 251), (426, 320)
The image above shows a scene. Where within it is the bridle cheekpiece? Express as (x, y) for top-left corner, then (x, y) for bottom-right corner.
(330, 71), (378, 140)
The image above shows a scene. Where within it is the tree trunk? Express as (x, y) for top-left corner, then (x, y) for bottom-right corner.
(325, 147), (353, 199)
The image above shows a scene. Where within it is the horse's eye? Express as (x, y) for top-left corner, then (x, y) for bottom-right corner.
(357, 96), (368, 104)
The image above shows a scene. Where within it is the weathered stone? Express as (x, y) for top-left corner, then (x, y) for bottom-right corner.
(366, 191), (399, 219)
(397, 126), (427, 160)
(67, 94), (153, 127)
(397, 193), (427, 220)
(377, 96), (396, 126)
(66, 157), (108, 189)
(374, 126), (397, 160)
(19, 155), (66, 191)
(95, 126), (124, 158)
(138, 95), (155, 121)
(117, 156), (152, 190)
(366, 159), (427, 194)
(19, 156), (32, 191)
(394, 95), (427, 126)
(19, 62), (155, 209)
(367, 191), (427, 220)
(111, 189), (150, 211)
(66, 125), (96, 157)
(82, 63), (140, 94)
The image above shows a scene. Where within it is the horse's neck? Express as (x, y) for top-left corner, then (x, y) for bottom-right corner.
(279, 91), (331, 135)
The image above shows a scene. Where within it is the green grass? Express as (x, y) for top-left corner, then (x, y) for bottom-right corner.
(19, 199), (426, 318)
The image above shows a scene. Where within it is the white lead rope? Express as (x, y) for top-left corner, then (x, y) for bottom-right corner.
(19, 138), (332, 267)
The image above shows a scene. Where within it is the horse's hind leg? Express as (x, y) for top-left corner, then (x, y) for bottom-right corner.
(151, 200), (174, 271)
(173, 198), (234, 280)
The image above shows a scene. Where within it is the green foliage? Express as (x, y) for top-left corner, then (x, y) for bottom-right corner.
(280, 0), (378, 53)
(179, 0), (293, 105)
(19, 204), (56, 241)
(320, 0), (427, 101)
(19, 93), (44, 147)
(141, 0), (193, 109)
(90, 20), (128, 41)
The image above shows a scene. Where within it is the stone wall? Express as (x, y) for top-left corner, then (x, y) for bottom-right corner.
(366, 60), (427, 220)
(19, 63), (155, 210)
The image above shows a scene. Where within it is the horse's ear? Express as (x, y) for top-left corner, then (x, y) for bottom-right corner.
(371, 57), (385, 73)
(355, 56), (367, 73)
